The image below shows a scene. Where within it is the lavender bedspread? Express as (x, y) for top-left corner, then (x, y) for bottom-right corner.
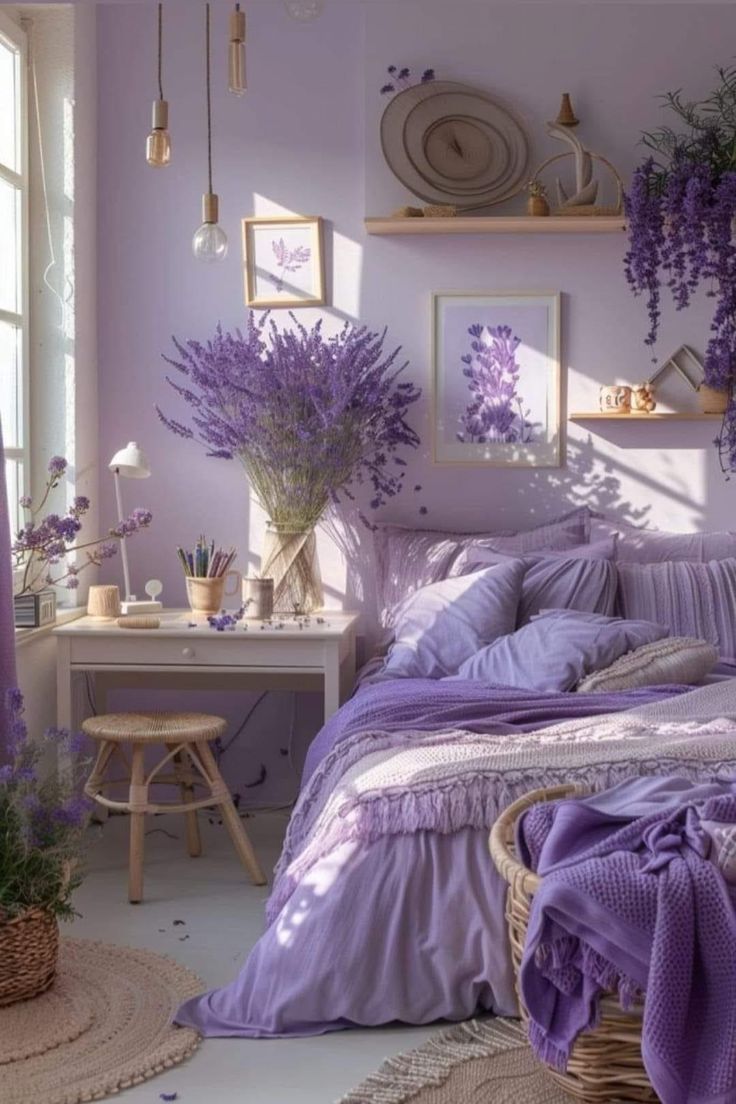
(520, 776), (736, 1104)
(303, 679), (684, 783)
(177, 680), (689, 1039)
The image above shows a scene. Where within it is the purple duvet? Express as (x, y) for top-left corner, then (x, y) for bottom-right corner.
(176, 680), (688, 1038)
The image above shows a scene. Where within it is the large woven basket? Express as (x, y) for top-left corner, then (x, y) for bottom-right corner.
(489, 784), (657, 1103)
(0, 906), (59, 1006)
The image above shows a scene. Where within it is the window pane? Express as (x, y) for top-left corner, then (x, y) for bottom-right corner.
(0, 320), (21, 449)
(0, 36), (18, 173)
(5, 455), (21, 542)
(0, 176), (20, 313)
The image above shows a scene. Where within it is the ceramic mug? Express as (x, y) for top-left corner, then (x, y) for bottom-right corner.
(186, 571), (242, 616)
(599, 385), (632, 414)
(243, 577), (275, 620)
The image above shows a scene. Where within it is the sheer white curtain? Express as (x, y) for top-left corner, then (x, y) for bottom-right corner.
(0, 418), (17, 739)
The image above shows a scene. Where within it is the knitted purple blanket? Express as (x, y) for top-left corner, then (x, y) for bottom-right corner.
(519, 776), (736, 1104)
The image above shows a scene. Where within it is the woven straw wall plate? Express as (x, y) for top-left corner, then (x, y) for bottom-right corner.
(380, 81), (529, 209)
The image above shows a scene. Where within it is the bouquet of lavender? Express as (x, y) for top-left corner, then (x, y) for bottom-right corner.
(13, 455), (153, 595)
(624, 65), (736, 473)
(157, 314), (420, 610)
(1, 690), (90, 922)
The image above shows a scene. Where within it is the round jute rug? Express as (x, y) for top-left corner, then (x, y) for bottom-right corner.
(340, 1019), (571, 1104)
(0, 937), (201, 1104)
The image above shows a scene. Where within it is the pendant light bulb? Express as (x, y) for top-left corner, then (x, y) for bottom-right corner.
(146, 4), (170, 167)
(229, 4), (246, 95)
(193, 192), (228, 263)
(146, 99), (171, 167)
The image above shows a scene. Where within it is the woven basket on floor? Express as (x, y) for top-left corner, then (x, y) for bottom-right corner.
(489, 785), (657, 1103)
(0, 907), (59, 1006)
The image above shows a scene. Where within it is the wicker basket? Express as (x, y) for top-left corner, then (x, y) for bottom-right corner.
(489, 785), (657, 1103)
(0, 907), (59, 1006)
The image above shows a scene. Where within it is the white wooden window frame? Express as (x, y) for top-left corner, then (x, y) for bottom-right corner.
(0, 11), (29, 583)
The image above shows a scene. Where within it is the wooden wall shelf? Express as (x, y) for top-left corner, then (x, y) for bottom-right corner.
(365, 216), (627, 236)
(569, 412), (721, 422)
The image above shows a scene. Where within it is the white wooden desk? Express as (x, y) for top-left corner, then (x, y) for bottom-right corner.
(53, 611), (359, 731)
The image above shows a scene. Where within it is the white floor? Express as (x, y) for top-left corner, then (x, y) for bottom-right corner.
(71, 810), (437, 1104)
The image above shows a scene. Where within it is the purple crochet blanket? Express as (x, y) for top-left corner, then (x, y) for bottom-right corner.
(519, 776), (736, 1104)
(302, 679), (686, 783)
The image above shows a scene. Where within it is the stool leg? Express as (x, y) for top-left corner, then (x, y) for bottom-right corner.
(195, 741), (267, 886)
(128, 744), (146, 903)
(169, 744), (202, 858)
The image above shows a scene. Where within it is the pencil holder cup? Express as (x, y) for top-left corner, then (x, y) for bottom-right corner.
(186, 572), (242, 617)
(243, 577), (274, 620)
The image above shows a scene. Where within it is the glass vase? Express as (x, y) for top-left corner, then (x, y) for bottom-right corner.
(261, 523), (323, 614)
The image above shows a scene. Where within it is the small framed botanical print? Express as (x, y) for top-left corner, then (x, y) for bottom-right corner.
(432, 291), (561, 467)
(242, 215), (325, 309)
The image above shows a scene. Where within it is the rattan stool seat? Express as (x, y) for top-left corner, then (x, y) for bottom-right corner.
(82, 711), (265, 902)
(82, 712), (226, 744)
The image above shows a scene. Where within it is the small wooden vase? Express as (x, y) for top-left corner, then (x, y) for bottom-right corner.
(527, 194), (550, 217)
(87, 585), (121, 620)
(698, 384), (728, 414)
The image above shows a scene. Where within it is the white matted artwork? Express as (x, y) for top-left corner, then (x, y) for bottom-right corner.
(433, 292), (561, 467)
(242, 216), (325, 309)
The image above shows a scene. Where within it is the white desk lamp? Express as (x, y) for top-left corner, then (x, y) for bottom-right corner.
(108, 442), (160, 615)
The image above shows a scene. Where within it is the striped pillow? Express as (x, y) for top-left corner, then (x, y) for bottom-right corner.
(617, 558), (736, 662)
(374, 507), (591, 627)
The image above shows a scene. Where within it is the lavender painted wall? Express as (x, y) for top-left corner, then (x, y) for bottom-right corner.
(95, 0), (736, 802)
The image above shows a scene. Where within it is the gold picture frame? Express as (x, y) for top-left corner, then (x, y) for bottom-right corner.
(432, 291), (561, 467)
(242, 215), (325, 309)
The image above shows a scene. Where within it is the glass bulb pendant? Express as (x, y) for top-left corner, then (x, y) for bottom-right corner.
(193, 193), (228, 262)
(228, 6), (246, 95)
(146, 99), (171, 167)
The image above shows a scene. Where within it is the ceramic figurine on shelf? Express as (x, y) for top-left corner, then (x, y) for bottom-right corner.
(631, 383), (657, 413)
(599, 385), (632, 414)
(531, 93), (624, 216)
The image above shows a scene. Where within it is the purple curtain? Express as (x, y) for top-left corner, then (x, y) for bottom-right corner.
(0, 418), (17, 739)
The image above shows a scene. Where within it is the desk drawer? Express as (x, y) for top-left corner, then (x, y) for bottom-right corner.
(68, 635), (327, 669)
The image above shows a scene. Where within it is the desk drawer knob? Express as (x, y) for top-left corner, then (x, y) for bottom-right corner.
(182, 646), (195, 659)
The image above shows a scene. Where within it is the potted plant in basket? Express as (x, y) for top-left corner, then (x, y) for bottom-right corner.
(624, 65), (736, 473)
(157, 314), (421, 613)
(0, 690), (90, 1006)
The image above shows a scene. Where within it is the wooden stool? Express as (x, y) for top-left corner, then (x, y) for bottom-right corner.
(82, 712), (266, 902)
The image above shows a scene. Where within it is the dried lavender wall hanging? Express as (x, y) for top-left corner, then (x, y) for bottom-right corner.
(432, 292), (561, 467)
(624, 65), (736, 474)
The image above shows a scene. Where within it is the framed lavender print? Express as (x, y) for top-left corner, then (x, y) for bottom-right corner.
(432, 292), (561, 467)
(242, 216), (325, 309)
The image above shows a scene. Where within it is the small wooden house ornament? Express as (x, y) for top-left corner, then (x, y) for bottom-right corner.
(648, 345), (705, 391)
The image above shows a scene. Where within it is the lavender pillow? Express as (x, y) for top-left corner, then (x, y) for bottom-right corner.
(456, 609), (668, 692)
(617, 558), (736, 662)
(592, 516), (736, 563)
(454, 539), (618, 626)
(383, 561), (525, 680)
(374, 507), (591, 627)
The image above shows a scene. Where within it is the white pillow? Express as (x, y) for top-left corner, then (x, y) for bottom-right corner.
(576, 637), (718, 693)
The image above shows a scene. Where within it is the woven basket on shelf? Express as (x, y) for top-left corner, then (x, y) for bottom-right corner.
(0, 906), (59, 1006)
(489, 784), (657, 1104)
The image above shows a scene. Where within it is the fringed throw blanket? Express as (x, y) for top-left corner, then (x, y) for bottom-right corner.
(519, 776), (736, 1104)
(268, 680), (736, 925)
